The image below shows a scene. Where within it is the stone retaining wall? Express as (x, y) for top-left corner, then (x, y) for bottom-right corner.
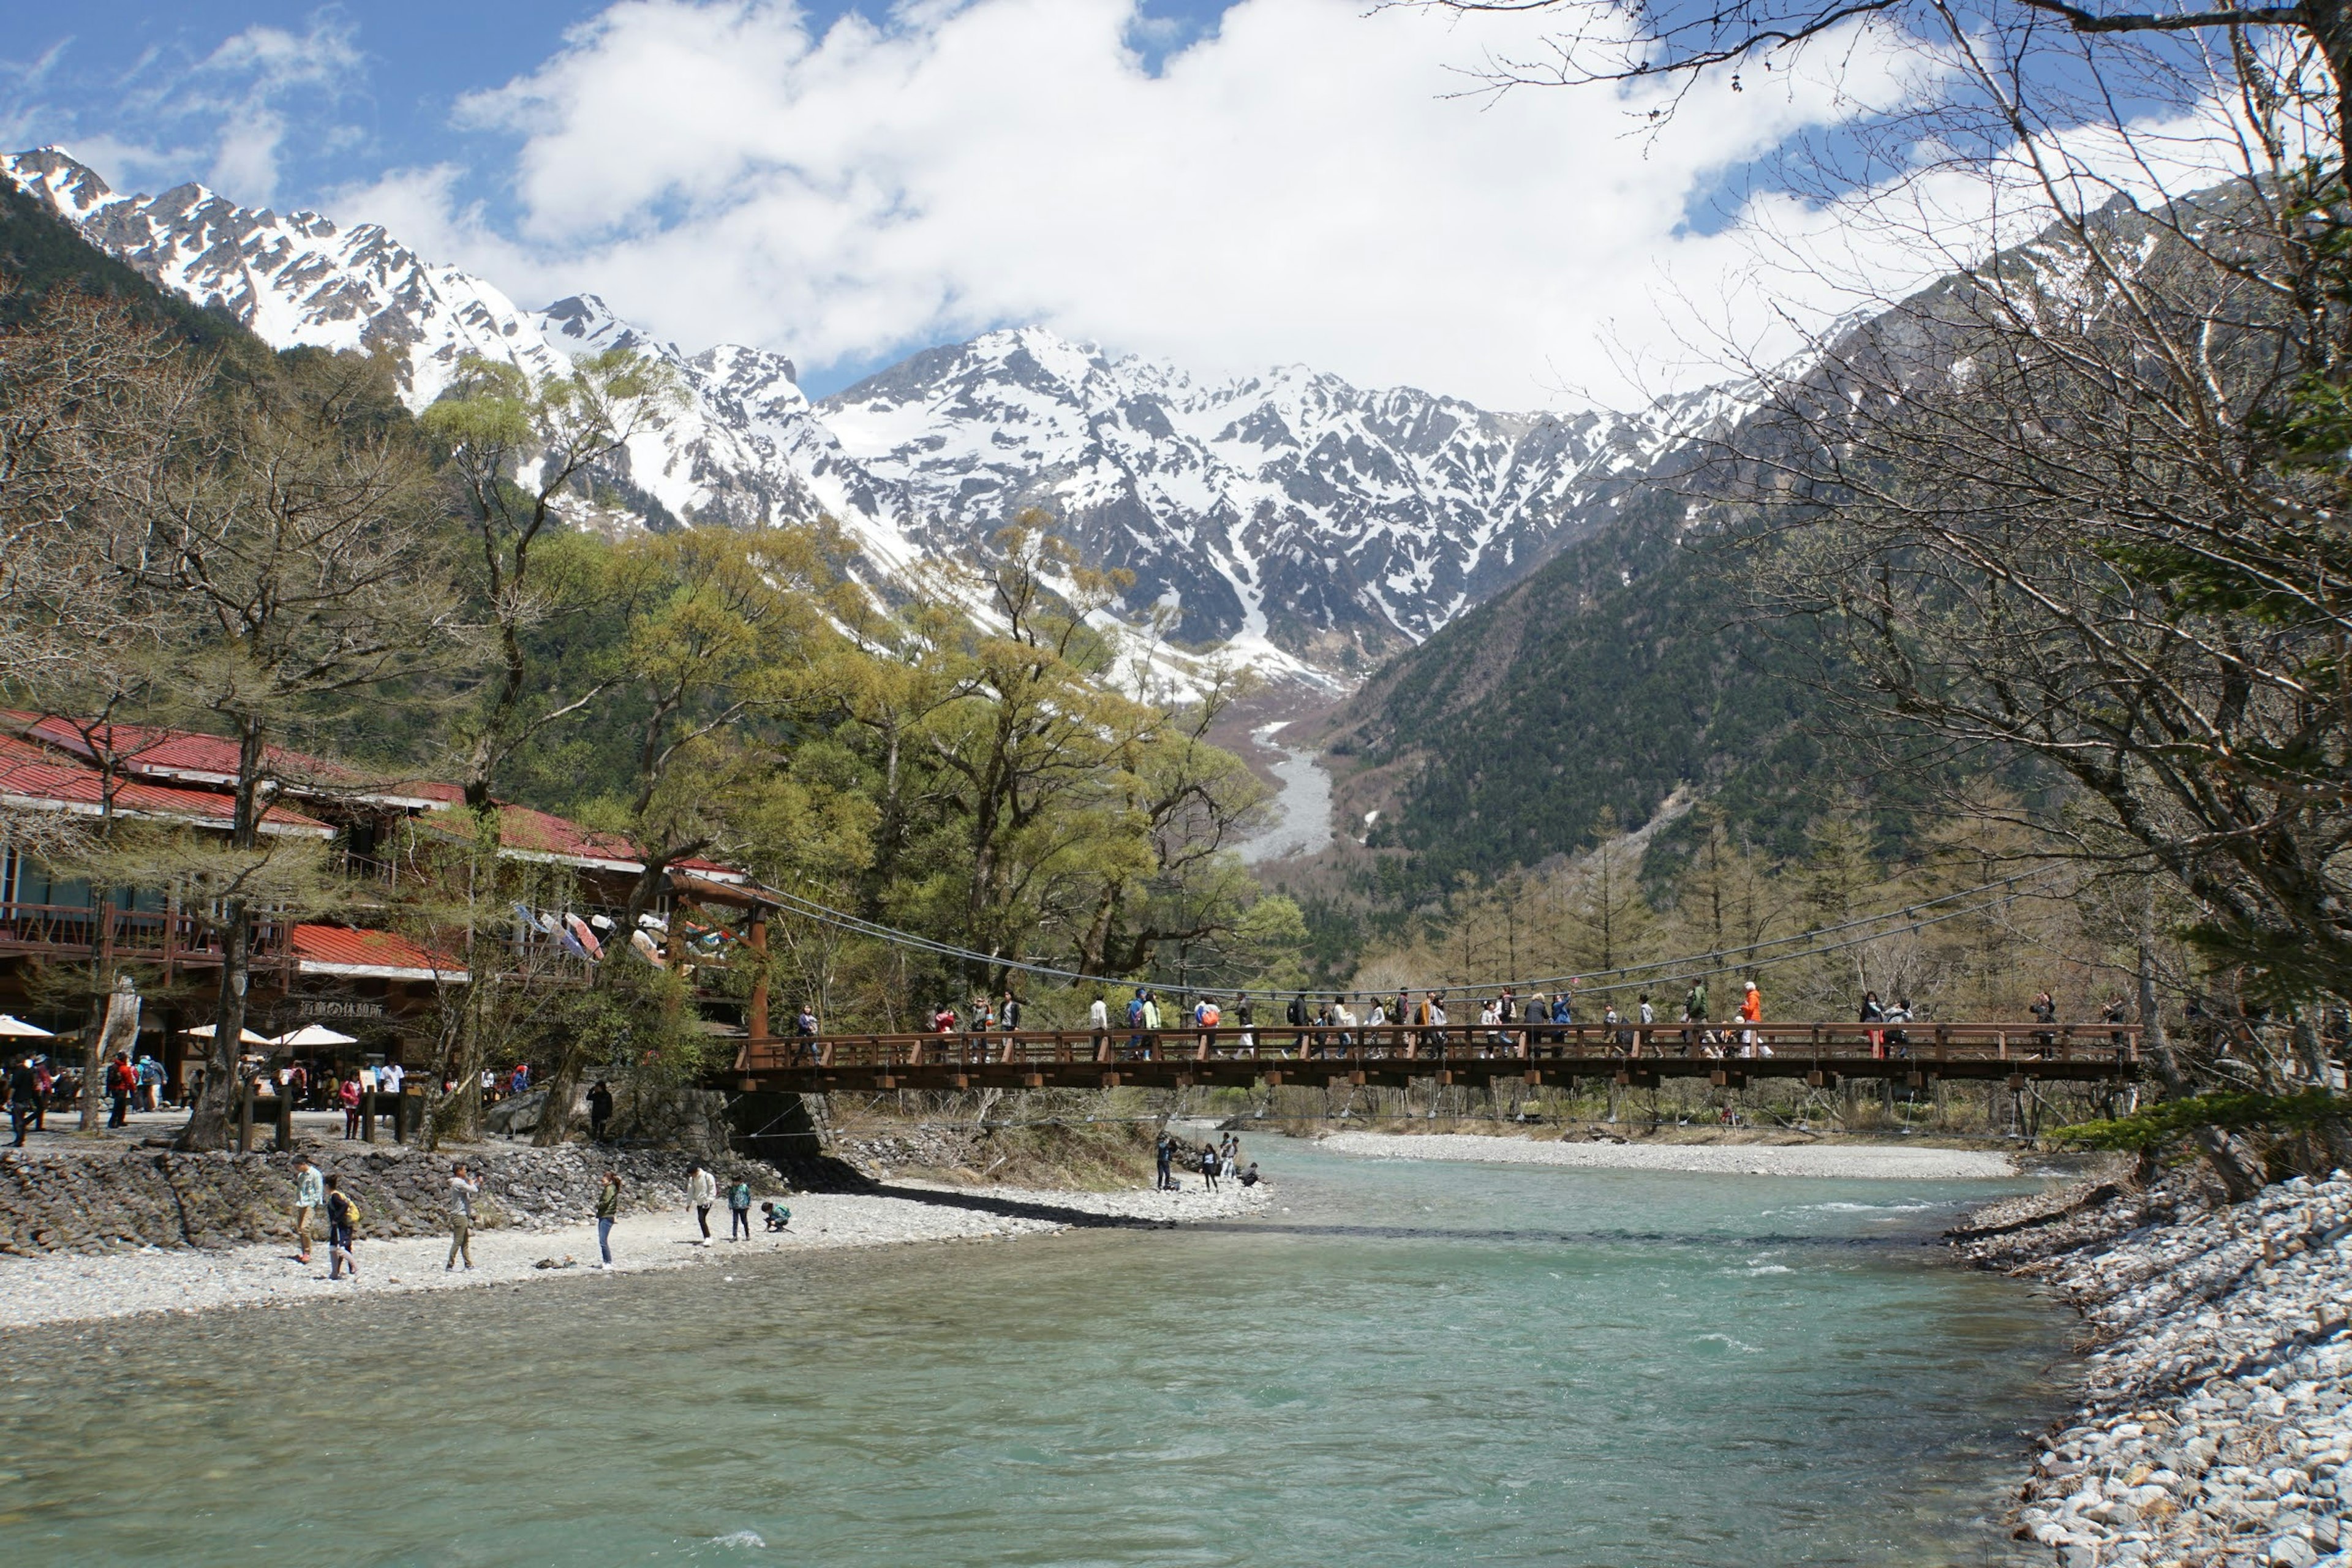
(0, 1142), (785, 1256)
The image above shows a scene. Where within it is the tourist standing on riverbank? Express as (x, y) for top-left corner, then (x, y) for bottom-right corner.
(325, 1175), (358, 1280)
(1155, 1131), (1175, 1191)
(727, 1175), (752, 1240)
(588, 1079), (614, 1139)
(292, 1155), (322, 1263)
(447, 1163), (478, 1270)
(687, 1163), (716, 1244)
(1200, 1143), (1219, 1192)
(595, 1171), (621, 1269)
(7, 1053), (36, 1147)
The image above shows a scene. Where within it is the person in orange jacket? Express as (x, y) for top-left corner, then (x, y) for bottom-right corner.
(1739, 981), (1764, 1056)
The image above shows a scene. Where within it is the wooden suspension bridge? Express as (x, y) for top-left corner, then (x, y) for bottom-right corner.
(726, 1021), (2141, 1095)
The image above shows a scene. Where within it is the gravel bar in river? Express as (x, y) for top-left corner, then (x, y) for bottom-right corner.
(1316, 1129), (2016, 1178)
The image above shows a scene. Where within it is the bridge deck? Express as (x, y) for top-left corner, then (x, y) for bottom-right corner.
(728, 1022), (2139, 1094)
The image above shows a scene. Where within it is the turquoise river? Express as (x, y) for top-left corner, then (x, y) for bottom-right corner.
(0, 1144), (2078, 1566)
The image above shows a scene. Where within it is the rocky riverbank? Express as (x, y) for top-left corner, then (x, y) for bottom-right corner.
(1957, 1167), (2352, 1567)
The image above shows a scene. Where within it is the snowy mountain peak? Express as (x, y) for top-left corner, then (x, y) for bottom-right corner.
(3, 146), (1755, 682)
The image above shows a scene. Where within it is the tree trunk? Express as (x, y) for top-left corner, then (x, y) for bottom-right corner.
(2138, 938), (2259, 1203)
(85, 974), (140, 1134)
(175, 898), (251, 1151)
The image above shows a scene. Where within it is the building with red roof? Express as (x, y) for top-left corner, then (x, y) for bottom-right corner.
(0, 715), (775, 1092)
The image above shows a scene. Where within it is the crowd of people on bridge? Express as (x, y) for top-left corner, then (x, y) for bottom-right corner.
(887, 976), (2154, 1068)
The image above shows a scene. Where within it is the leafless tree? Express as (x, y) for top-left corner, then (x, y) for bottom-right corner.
(130, 353), (471, 1150)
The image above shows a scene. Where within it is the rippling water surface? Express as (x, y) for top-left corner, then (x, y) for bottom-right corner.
(0, 1145), (2071, 1566)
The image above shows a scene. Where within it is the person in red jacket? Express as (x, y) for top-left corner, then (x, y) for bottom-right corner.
(107, 1053), (136, 1128)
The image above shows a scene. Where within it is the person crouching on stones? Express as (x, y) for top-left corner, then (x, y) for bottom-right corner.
(761, 1199), (792, 1232)
(325, 1174), (360, 1281)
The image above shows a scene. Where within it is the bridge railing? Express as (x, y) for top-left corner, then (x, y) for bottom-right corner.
(741, 1021), (2141, 1076)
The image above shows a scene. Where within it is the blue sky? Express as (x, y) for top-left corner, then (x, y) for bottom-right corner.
(1, 2), (1235, 227)
(0, 0), (2151, 408)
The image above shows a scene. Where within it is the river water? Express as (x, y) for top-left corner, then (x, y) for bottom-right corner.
(0, 1147), (2071, 1567)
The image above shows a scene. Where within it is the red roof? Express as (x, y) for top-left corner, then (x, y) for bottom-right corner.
(0, 733), (332, 835)
(427, 799), (646, 869)
(290, 924), (464, 980)
(2, 715), (744, 883)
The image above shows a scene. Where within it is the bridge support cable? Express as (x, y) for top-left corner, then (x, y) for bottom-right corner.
(735, 865), (2067, 1005)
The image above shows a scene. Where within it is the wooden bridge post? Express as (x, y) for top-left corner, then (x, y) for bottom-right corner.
(361, 1089), (375, 1144)
(747, 914), (769, 1041)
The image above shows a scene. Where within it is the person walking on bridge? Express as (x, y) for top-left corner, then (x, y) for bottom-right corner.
(1861, 990), (1887, 1058)
(1739, 981), (1763, 1055)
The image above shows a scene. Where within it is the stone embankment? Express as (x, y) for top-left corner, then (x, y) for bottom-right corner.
(0, 1142), (775, 1256)
(1958, 1168), (2352, 1568)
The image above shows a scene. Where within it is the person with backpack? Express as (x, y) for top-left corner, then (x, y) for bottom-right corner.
(761, 1199), (792, 1232)
(1155, 1130), (1175, 1191)
(1126, 990), (1148, 1055)
(595, 1170), (622, 1270)
(1195, 995), (1221, 1055)
(107, 1052), (135, 1128)
(325, 1175), (359, 1281)
(727, 1175), (753, 1241)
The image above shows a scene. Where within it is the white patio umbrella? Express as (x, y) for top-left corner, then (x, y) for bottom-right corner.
(0, 1014), (53, 1038)
(271, 1024), (358, 1049)
(183, 1023), (273, 1045)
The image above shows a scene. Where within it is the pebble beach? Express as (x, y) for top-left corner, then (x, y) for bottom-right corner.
(1315, 1128), (2019, 1179)
(0, 1177), (1264, 1332)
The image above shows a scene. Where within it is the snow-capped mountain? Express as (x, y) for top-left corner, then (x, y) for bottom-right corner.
(3, 146), (1749, 681)
(826, 331), (1737, 668)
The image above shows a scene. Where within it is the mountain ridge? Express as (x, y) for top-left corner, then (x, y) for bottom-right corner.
(2, 145), (1752, 684)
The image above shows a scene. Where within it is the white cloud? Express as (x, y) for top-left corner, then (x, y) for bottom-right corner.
(334, 0), (1945, 410)
(187, 18), (364, 203)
